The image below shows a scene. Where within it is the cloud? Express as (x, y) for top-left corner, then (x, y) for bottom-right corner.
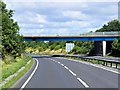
(64, 21), (90, 28)
(29, 14), (47, 24)
(62, 10), (90, 20)
(45, 0), (119, 2)
(4, 0), (120, 2)
(19, 23), (44, 29)
(13, 11), (47, 24)
(4, 0), (118, 36)
(44, 20), (91, 29)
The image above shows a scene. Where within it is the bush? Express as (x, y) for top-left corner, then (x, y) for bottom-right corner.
(38, 47), (44, 52)
(4, 55), (14, 64)
(112, 38), (120, 51)
(49, 43), (57, 50)
(54, 45), (61, 50)
(2, 55), (32, 81)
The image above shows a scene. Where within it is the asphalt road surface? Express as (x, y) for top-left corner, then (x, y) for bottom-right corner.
(17, 57), (119, 88)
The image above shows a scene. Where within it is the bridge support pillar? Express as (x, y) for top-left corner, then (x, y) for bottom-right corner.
(103, 41), (106, 56)
(89, 41), (110, 56)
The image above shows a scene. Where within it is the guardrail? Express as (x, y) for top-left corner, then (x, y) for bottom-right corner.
(52, 54), (120, 69)
(21, 31), (120, 37)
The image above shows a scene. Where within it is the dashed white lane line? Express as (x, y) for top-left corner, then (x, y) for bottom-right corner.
(61, 63), (64, 66)
(68, 69), (77, 77)
(77, 77), (89, 88)
(58, 57), (119, 74)
(58, 62), (61, 64)
(64, 66), (69, 70)
(20, 58), (39, 90)
(50, 59), (89, 88)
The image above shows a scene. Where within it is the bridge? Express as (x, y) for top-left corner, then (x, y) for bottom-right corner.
(22, 32), (120, 56)
(23, 32), (119, 41)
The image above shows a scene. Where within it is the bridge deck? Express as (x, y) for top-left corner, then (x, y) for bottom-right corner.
(22, 32), (120, 41)
(23, 35), (119, 38)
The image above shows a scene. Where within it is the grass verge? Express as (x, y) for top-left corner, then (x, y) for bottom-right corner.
(1, 57), (33, 89)
(2, 56), (32, 81)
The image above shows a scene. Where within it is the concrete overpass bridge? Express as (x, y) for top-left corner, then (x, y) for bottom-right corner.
(22, 32), (120, 56)
(23, 32), (119, 41)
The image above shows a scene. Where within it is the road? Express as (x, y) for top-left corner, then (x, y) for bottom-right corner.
(16, 57), (119, 89)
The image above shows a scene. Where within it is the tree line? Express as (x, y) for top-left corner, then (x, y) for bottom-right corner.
(1, 1), (25, 63)
(24, 41), (93, 55)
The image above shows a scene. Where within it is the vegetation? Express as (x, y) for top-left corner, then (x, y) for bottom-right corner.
(24, 20), (120, 56)
(96, 20), (120, 32)
(68, 57), (119, 68)
(69, 41), (93, 54)
(1, 1), (25, 63)
(0, 1), (33, 89)
(96, 20), (120, 57)
(2, 55), (32, 81)
(112, 38), (120, 51)
(2, 56), (33, 89)
(0, 1), (2, 54)
(24, 41), (66, 54)
(111, 38), (120, 56)
(24, 41), (93, 55)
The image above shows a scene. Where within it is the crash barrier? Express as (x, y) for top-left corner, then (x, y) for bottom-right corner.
(52, 54), (120, 69)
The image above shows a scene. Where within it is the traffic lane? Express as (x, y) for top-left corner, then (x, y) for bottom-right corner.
(25, 58), (84, 88)
(51, 57), (118, 88)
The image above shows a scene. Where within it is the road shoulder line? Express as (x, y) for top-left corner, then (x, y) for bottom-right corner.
(57, 57), (119, 74)
(20, 58), (39, 89)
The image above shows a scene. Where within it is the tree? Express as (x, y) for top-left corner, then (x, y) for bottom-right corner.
(1, 1), (24, 59)
(49, 43), (57, 50)
(70, 41), (93, 54)
(54, 45), (61, 50)
(96, 20), (120, 32)
(111, 38), (120, 56)
(112, 38), (120, 51)
(96, 20), (120, 56)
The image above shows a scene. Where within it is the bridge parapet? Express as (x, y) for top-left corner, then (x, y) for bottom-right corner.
(21, 32), (120, 37)
(79, 32), (120, 37)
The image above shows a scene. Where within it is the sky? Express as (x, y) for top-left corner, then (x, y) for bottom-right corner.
(4, 0), (119, 36)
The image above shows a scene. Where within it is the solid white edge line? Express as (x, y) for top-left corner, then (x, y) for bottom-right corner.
(76, 60), (119, 74)
(20, 58), (39, 89)
(57, 57), (119, 74)
(77, 77), (89, 88)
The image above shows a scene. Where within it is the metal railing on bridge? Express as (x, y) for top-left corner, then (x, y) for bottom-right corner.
(20, 32), (120, 37)
(79, 32), (120, 37)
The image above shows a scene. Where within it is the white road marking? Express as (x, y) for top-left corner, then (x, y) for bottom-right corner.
(77, 77), (89, 88)
(52, 60), (55, 62)
(64, 66), (69, 70)
(20, 58), (39, 89)
(58, 57), (119, 74)
(61, 64), (64, 66)
(58, 62), (61, 64)
(50, 58), (89, 88)
(68, 69), (77, 77)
